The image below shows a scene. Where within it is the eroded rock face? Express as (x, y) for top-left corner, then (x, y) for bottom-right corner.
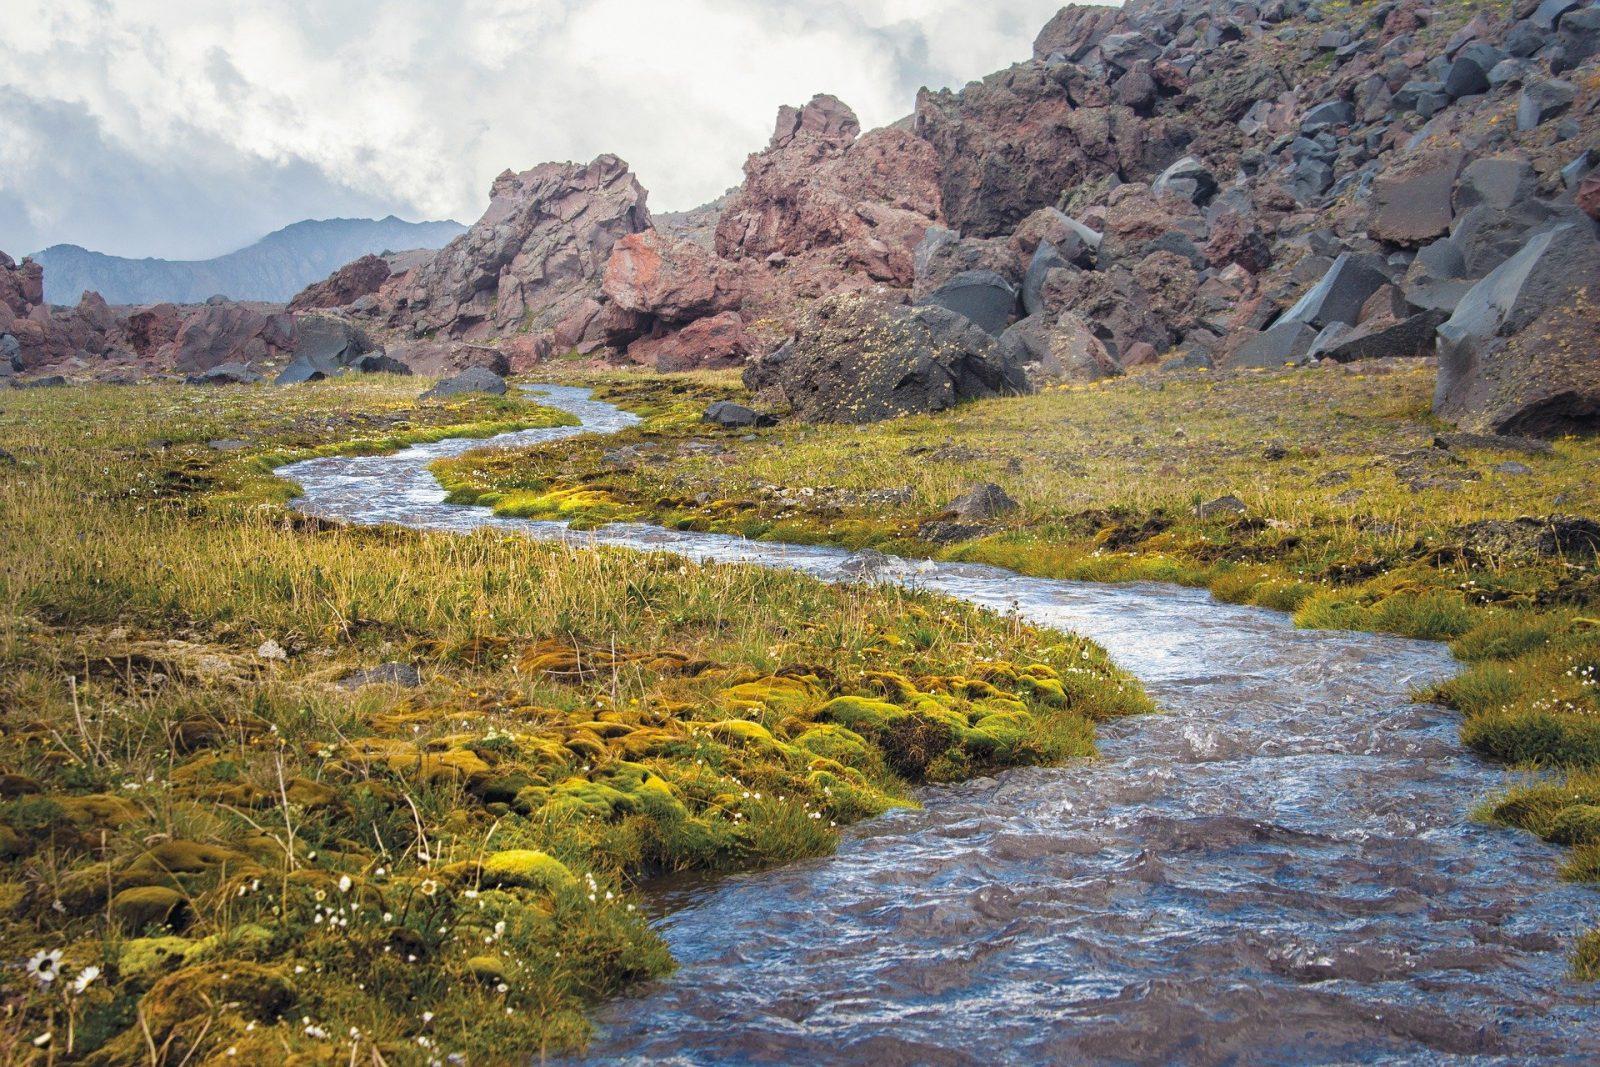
(743, 293), (1029, 423)
(715, 94), (942, 306)
(387, 155), (650, 340)
(915, 63), (1187, 237)
(602, 230), (742, 324)
(290, 254), (391, 312)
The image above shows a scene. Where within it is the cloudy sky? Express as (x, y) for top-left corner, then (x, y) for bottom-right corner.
(2, 0), (1074, 261)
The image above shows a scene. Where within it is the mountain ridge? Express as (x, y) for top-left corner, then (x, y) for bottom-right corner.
(33, 215), (467, 305)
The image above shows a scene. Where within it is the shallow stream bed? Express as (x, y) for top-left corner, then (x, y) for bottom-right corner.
(278, 385), (1597, 1064)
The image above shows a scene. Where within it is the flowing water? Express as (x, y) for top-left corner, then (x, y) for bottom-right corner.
(278, 385), (1597, 1064)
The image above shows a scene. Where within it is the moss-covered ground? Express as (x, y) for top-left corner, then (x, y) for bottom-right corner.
(0, 376), (1147, 1062)
(434, 365), (1600, 974)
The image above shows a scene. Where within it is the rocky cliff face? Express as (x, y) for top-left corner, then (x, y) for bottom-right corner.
(381, 155), (650, 342)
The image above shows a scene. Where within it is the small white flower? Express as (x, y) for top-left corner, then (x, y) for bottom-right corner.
(338, 875), (353, 893)
(72, 965), (101, 994)
(26, 949), (62, 985)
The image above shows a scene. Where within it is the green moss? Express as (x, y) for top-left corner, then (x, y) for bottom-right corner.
(817, 695), (907, 732)
(478, 849), (576, 891)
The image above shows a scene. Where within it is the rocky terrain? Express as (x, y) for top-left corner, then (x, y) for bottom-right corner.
(4, 0), (1598, 440)
(31, 216), (465, 305)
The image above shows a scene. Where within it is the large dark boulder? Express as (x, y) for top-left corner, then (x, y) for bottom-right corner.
(1434, 221), (1600, 436)
(1281, 253), (1391, 329)
(1517, 79), (1577, 131)
(274, 359), (327, 385)
(292, 315), (375, 371)
(1230, 320), (1317, 368)
(743, 293), (1030, 423)
(915, 269), (1019, 336)
(997, 312), (1124, 386)
(419, 366), (508, 400)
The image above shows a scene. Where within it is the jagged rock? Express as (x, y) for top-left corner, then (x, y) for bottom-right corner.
(420, 366), (508, 400)
(292, 315), (375, 371)
(1299, 100), (1354, 134)
(1204, 211), (1272, 273)
(1368, 152), (1464, 246)
(913, 234), (1020, 301)
(915, 269), (1019, 336)
(602, 229), (742, 324)
(389, 155), (650, 340)
(1317, 309), (1449, 362)
(1281, 254), (1391, 329)
(743, 293), (1029, 423)
(702, 401), (775, 428)
(1152, 156), (1218, 205)
(915, 62), (1186, 237)
(123, 303), (183, 356)
(716, 94), (941, 310)
(289, 254), (391, 312)
(170, 305), (291, 374)
(1434, 221), (1600, 436)
(624, 311), (752, 372)
(1033, 3), (1123, 61)
(1517, 79), (1577, 131)
(1022, 243), (1069, 318)
(1008, 208), (1101, 268)
(1454, 157), (1539, 214)
(998, 312), (1124, 385)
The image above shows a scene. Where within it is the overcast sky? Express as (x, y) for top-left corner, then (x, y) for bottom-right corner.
(1, 0), (1077, 261)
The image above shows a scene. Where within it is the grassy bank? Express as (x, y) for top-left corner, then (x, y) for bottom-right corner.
(0, 377), (1147, 1061)
(434, 366), (1600, 967)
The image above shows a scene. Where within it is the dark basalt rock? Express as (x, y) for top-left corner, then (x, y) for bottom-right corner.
(419, 366), (508, 400)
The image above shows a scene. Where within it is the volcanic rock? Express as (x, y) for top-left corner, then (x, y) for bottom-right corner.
(743, 293), (1029, 423)
(420, 366), (509, 400)
(1434, 221), (1600, 436)
(290, 254), (392, 312)
(389, 155), (650, 340)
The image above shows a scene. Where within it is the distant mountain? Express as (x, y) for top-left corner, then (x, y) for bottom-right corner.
(32, 216), (467, 305)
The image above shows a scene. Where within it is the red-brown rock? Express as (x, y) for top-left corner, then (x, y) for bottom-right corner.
(715, 95), (942, 317)
(603, 230), (742, 324)
(290, 253), (391, 312)
(624, 312), (752, 372)
(386, 154), (650, 340)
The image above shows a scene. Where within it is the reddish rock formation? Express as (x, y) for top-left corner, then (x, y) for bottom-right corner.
(915, 64), (1189, 238)
(386, 154), (650, 341)
(603, 230), (742, 324)
(625, 311), (752, 371)
(715, 95), (942, 308)
(122, 304), (184, 356)
(168, 304), (295, 374)
(290, 254), (391, 311)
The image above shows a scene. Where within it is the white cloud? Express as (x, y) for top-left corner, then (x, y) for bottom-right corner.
(0, 0), (1084, 259)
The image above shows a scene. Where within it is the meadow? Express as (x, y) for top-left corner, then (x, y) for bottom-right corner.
(0, 377), (1146, 1062)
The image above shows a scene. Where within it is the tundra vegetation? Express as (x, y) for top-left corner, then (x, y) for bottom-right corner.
(434, 366), (1600, 975)
(0, 376), (1146, 1061)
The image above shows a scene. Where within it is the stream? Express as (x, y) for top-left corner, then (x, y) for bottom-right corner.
(277, 384), (1597, 1064)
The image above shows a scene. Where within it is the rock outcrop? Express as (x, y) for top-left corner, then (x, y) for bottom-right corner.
(384, 155), (650, 341)
(289, 254), (392, 311)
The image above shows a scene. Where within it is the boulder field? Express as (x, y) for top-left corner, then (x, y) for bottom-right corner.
(5, 0), (1599, 437)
